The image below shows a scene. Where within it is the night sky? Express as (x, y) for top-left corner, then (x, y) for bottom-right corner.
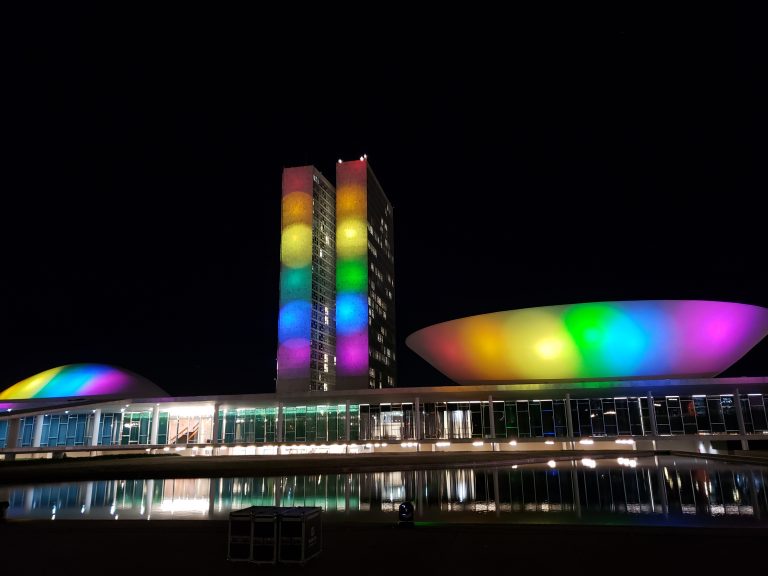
(3, 15), (766, 396)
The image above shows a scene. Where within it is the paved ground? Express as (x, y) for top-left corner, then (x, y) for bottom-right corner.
(1, 518), (764, 574)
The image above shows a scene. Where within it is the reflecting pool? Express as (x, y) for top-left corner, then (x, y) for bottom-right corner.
(4, 456), (768, 526)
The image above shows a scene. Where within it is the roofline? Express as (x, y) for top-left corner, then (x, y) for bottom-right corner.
(2, 376), (767, 420)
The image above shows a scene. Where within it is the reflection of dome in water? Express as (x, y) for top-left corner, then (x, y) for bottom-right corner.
(0, 364), (168, 400)
(406, 300), (768, 384)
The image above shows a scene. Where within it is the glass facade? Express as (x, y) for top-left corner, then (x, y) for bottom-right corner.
(4, 392), (768, 449)
(365, 166), (396, 389)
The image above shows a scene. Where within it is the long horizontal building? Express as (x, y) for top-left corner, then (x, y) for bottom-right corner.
(3, 185), (768, 461)
(2, 364), (768, 457)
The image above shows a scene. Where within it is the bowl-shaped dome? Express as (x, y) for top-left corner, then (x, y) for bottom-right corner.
(0, 364), (168, 400)
(406, 301), (768, 384)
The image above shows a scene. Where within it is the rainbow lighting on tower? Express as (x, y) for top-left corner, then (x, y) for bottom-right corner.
(335, 160), (369, 383)
(277, 166), (337, 392)
(276, 158), (395, 394)
(336, 158), (396, 390)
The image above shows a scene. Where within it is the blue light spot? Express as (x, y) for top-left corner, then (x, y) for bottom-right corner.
(278, 301), (311, 342)
(336, 293), (367, 335)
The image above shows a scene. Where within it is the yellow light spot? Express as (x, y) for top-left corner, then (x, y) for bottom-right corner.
(0, 367), (62, 399)
(280, 224), (312, 268)
(337, 219), (367, 258)
(535, 338), (563, 359)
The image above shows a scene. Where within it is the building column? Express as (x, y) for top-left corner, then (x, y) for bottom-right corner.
(565, 394), (575, 450)
(149, 405), (161, 446)
(646, 391), (658, 438)
(571, 459), (581, 518)
(32, 414), (45, 448)
(345, 400), (351, 442)
(656, 464), (669, 515)
(414, 397), (421, 441)
(276, 403), (283, 443)
(6, 418), (21, 452)
(211, 403), (221, 445)
(146, 479), (155, 519)
(488, 395), (497, 451)
(84, 481), (94, 514)
(344, 474), (351, 515)
(90, 409), (102, 447)
(117, 410), (126, 446)
(734, 389), (749, 451)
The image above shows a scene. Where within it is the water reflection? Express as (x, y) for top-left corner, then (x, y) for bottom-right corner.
(5, 457), (768, 526)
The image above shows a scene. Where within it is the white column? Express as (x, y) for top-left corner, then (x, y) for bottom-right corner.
(345, 401), (351, 441)
(571, 460), (582, 518)
(488, 395), (496, 449)
(24, 486), (34, 512)
(414, 398), (421, 441)
(117, 411), (125, 445)
(211, 402), (221, 445)
(32, 415), (45, 448)
(276, 403), (283, 443)
(90, 409), (102, 447)
(734, 389), (749, 450)
(646, 391), (658, 438)
(6, 418), (21, 450)
(150, 405), (160, 445)
(84, 481), (94, 514)
(565, 394), (575, 450)
(146, 479), (155, 519)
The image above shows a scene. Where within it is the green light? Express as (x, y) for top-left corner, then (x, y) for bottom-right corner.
(337, 259), (368, 292)
(280, 266), (311, 301)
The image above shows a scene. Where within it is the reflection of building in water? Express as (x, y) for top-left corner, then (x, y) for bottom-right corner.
(7, 460), (768, 524)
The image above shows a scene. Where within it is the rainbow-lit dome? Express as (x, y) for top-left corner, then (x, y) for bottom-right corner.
(406, 301), (768, 384)
(0, 364), (168, 400)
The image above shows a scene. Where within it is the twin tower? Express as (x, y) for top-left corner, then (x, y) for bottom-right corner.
(277, 158), (396, 393)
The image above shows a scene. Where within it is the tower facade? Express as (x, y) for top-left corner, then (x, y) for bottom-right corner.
(277, 166), (336, 393)
(277, 159), (395, 394)
(336, 159), (396, 390)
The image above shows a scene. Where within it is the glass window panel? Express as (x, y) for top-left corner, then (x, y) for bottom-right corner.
(493, 401), (506, 439)
(708, 398), (725, 433)
(529, 402), (543, 437)
(721, 396), (739, 432)
(749, 396), (768, 432)
(516, 401), (530, 438)
(680, 398), (698, 434)
(654, 398), (671, 436)
(615, 398), (631, 435)
(693, 397), (711, 432)
(505, 402), (518, 438)
(553, 400), (568, 437)
(589, 399), (605, 436)
(602, 399), (617, 436)
(666, 397), (684, 434)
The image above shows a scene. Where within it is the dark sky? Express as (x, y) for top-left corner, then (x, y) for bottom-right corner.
(3, 14), (767, 395)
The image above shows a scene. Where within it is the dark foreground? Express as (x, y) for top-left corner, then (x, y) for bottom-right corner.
(1, 519), (763, 574)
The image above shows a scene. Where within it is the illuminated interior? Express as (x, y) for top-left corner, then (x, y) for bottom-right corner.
(406, 301), (768, 383)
